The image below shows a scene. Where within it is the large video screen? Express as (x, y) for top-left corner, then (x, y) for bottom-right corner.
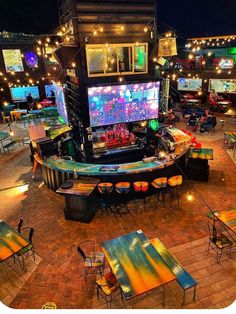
(10, 86), (39, 102)
(88, 82), (160, 127)
(53, 82), (68, 124)
(45, 85), (56, 98)
(209, 79), (236, 94)
(177, 78), (202, 91)
(2, 49), (24, 72)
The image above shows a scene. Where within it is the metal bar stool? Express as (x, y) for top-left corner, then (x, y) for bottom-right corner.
(133, 181), (149, 211)
(167, 175), (183, 207)
(151, 177), (168, 208)
(114, 182), (131, 217)
(97, 182), (114, 216)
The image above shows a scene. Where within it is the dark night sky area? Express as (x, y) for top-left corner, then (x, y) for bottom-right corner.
(0, 0), (236, 38)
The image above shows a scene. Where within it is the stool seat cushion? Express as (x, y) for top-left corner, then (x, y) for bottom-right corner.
(151, 177), (167, 189)
(98, 182), (113, 194)
(168, 175), (183, 187)
(115, 182), (130, 194)
(133, 181), (149, 192)
(96, 272), (118, 295)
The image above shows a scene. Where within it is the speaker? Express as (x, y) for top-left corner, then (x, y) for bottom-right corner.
(35, 137), (56, 158)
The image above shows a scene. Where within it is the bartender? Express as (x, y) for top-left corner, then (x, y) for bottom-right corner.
(144, 140), (157, 157)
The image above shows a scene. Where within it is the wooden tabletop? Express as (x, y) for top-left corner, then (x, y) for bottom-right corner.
(0, 220), (30, 262)
(56, 178), (100, 196)
(101, 230), (176, 300)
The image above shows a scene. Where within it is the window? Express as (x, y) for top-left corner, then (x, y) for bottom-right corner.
(86, 43), (148, 77)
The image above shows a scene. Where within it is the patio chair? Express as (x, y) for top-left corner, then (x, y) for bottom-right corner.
(14, 227), (36, 271)
(207, 222), (233, 263)
(96, 271), (123, 308)
(17, 218), (24, 233)
(77, 240), (105, 281)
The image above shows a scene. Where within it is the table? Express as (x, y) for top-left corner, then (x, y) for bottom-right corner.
(101, 230), (176, 302)
(186, 99), (200, 104)
(186, 148), (213, 181)
(0, 220), (30, 263)
(56, 178), (100, 223)
(214, 209), (236, 238)
(217, 101), (231, 105)
(0, 131), (9, 152)
(189, 148), (214, 160)
(10, 110), (27, 122)
(224, 131), (236, 159)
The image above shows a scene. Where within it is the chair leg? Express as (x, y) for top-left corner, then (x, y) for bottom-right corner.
(182, 288), (186, 306)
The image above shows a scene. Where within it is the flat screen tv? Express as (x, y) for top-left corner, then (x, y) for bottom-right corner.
(209, 79), (236, 94)
(53, 82), (68, 124)
(45, 85), (56, 98)
(88, 81), (160, 127)
(177, 78), (202, 91)
(10, 86), (39, 102)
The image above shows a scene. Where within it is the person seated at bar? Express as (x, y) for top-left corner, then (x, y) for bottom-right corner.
(187, 112), (197, 126)
(144, 140), (157, 157)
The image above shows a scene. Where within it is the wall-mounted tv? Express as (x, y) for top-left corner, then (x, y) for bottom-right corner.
(177, 78), (202, 91)
(52, 82), (68, 124)
(10, 86), (39, 102)
(209, 79), (236, 94)
(88, 81), (160, 127)
(45, 85), (56, 98)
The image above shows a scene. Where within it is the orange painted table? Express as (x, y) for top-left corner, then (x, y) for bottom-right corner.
(101, 230), (176, 302)
(0, 220), (30, 263)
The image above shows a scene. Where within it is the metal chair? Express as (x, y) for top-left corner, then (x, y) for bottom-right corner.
(1, 112), (11, 123)
(96, 271), (123, 308)
(14, 227), (35, 271)
(17, 218), (24, 233)
(77, 240), (104, 281)
(207, 222), (233, 263)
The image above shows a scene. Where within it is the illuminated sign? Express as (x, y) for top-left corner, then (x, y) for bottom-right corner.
(2, 49), (24, 72)
(219, 58), (234, 69)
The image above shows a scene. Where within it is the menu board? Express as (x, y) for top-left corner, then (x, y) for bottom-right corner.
(177, 78), (202, 91)
(209, 79), (236, 94)
(2, 49), (24, 72)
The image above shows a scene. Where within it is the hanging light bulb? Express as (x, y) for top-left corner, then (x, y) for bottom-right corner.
(144, 27), (148, 33)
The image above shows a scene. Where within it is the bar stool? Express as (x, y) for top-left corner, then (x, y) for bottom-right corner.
(151, 177), (168, 208)
(97, 182), (113, 215)
(133, 181), (149, 210)
(114, 182), (131, 216)
(167, 175), (183, 207)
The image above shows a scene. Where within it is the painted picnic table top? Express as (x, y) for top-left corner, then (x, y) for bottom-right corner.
(189, 148), (214, 160)
(0, 220), (30, 262)
(0, 131), (9, 141)
(101, 230), (176, 300)
(56, 178), (100, 196)
(149, 238), (197, 289)
(214, 208), (236, 234)
(224, 132), (236, 143)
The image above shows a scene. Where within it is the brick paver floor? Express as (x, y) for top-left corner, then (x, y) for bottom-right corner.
(0, 120), (236, 309)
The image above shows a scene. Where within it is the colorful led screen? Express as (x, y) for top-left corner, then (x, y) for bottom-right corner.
(53, 82), (68, 124)
(88, 82), (160, 127)
(2, 49), (24, 72)
(10, 86), (39, 102)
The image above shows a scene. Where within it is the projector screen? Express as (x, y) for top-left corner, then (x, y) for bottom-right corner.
(177, 78), (202, 91)
(2, 49), (24, 72)
(10, 86), (39, 102)
(209, 79), (236, 94)
(53, 82), (68, 124)
(88, 81), (160, 127)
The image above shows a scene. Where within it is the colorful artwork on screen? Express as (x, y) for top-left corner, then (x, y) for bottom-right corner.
(177, 78), (202, 91)
(53, 82), (68, 124)
(2, 49), (24, 72)
(88, 82), (160, 127)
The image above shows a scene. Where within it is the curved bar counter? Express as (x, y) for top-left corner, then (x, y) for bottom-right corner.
(35, 127), (191, 192)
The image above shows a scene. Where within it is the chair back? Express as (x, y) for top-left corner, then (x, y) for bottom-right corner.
(17, 219), (24, 233)
(29, 228), (34, 244)
(77, 246), (87, 260)
(208, 221), (217, 243)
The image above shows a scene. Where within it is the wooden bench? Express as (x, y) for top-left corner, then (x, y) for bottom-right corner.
(2, 137), (24, 153)
(150, 238), (197, 306)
